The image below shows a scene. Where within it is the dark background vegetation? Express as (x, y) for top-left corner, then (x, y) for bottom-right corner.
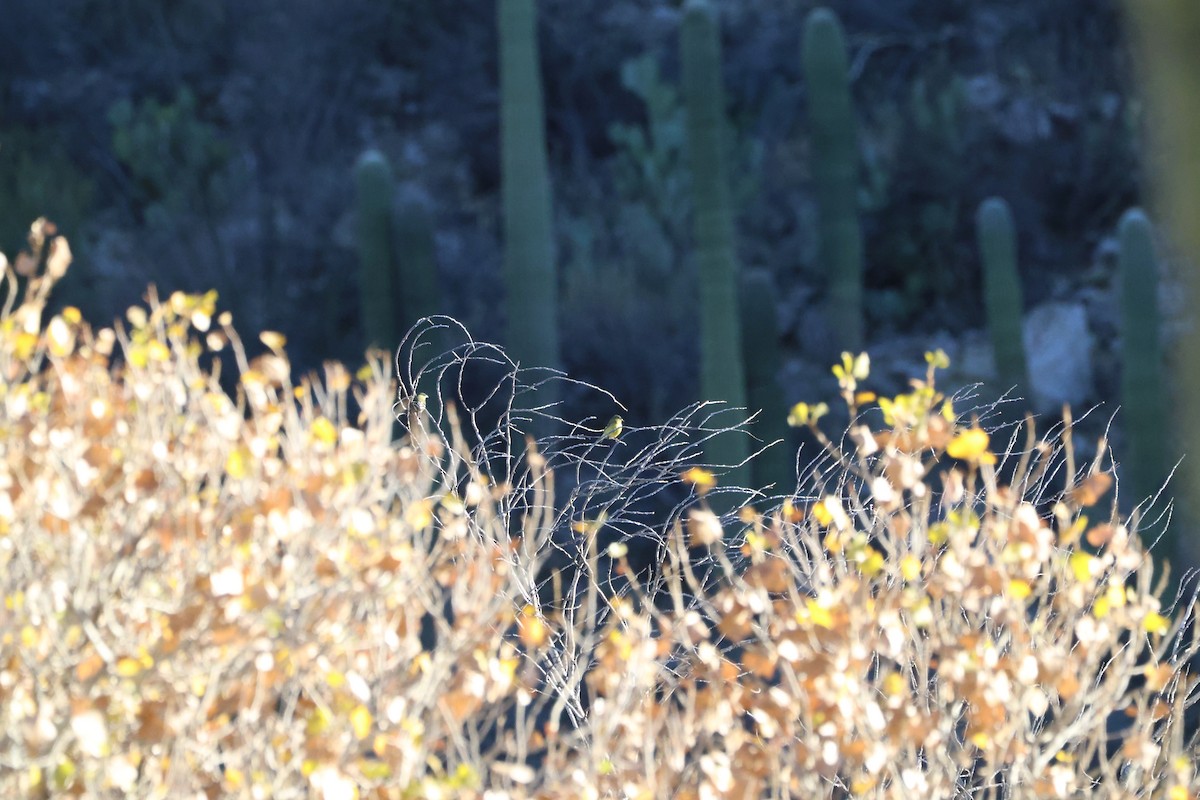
(0, 0), (1144, 431)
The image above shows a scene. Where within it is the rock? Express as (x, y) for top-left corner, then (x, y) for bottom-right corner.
(1077, 285), (1118, 344)
(964, 74), (1005, 111)
(1022, 301), (1094, 414)
(1000, 96), (1052, 144)
(950, 329), (998, 386)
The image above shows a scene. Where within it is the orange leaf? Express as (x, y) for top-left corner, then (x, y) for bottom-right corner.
(74, 652), (104, 682)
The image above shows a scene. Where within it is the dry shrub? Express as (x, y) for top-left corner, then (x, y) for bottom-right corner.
(0, 221), (1197, 799)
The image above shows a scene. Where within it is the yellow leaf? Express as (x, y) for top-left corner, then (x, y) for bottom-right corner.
(451, 763), (478, 788)
(20, 625), (38, 648)
(1069, 552), (1095, 583)
(852, 352), (871, 380)
(779, 498), (804, 523)
(15, 331), (38, 360)
(883, 673), (907, 697)
(1061, 515), (1089, 546)
(147, 340), (171, 362)
(306, 706), (332, 736)
(311, 416), (338, 446)
(572, 513), (608, 537)
(115, 657), (142, 677)
(53, 758), (76, 790)
(350, 705), (373, 740)
(225, 447), (250, 480)
(259, 331), (287, 351)
(900, 555), (922, 582)
(495, 657), (519, 684)
(1106, 581), (1127, 609)
(878, 396), (897, 427)
(946, 428), (990, 460)
(608, 629), (634, 660)
(1007, 580), (1032, 600)
(440, 493), (465, 515)
(743, 529), (766, 552)
(1144, 612), (1170, 636)
(859, 548), (885, 577)
(787, 402), (827, 427)
(680, 467), (717, 491)
(925, 349), (950, 370)
(805, 598), (833, 629)
(787, 402), (811, 427)
(358, 759), (392, 781)
(812, 501), (833, 527)
(405, 499), (433, 530)
(851, 776), (877, 794)
(223, 768), (245, 789)
(518, 606), (547, 648)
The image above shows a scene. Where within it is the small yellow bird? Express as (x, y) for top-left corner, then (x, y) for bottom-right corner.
(600, 415), (623, 441)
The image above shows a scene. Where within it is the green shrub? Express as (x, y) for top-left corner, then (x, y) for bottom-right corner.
(0, 127), (96, 258)
(108, 87), (233, 220)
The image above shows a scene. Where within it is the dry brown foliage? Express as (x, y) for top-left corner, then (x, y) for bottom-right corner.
(0, 221), (1198, 798)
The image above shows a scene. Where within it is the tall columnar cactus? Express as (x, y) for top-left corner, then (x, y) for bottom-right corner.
(355, 149), (398, 350)
(393, 190), (443, 346)
(1123, 1), (1200, 587)
(975, 197), (1029, 402)
(681, 0), (751, 488)
(498, 0), (561, 415)
(802, 7), (864, 353)
(1118, 208), (1170, 515)
(740, 269), (793, 491)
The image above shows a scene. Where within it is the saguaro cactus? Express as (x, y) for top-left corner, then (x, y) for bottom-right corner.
(393, 189), (442, 346)
(1123, 0), (1200, 585)
(681, 0), (750, 488)
(1118, 208), (1169, 513)
(975, 197), (1029, 402)
(498, 0), (561, 416)
(803, 7), (864, 353)
(740, 269), (792, 491)
(355, 149), (398, 350)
